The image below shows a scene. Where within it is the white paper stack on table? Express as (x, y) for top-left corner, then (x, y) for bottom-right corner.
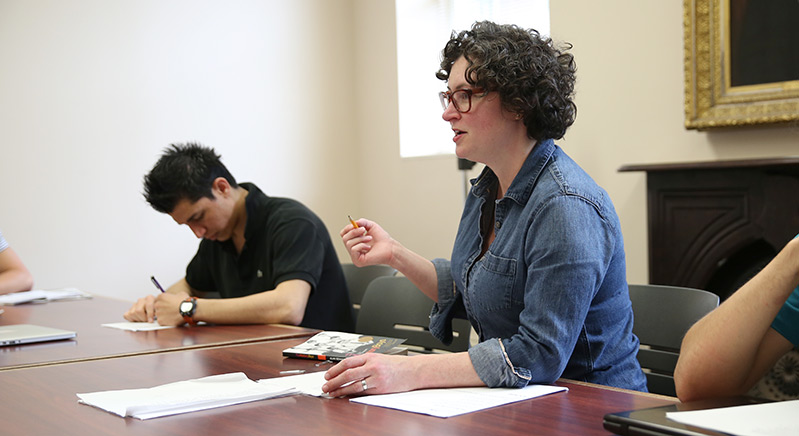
(258, 371), (330, 397)
(77, 372), (296, 420)
(0, 288), (92, 305)
(78, 370), (569, 420)
(666, 399), (799, 436)
(101, 321), (176, 331)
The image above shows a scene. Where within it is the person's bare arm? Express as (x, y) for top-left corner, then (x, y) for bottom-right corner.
(124, 277), (195, 323)
(151, 279), (311, 326)
(675, 238), (799, 401)
(0, 247), (33, 295)
(341, 218), (438, 301)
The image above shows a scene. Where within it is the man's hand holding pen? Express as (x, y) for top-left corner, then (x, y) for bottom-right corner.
(151, 292), (192, 326)
(123, 276), (192, 326)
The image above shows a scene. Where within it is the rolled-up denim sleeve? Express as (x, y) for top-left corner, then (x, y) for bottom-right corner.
(468, 339), (533, 387)
(428, 258), (532, 388)
(429, 258), (464, 346)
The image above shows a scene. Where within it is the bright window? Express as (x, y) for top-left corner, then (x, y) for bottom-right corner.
(395, 0), (550, 158)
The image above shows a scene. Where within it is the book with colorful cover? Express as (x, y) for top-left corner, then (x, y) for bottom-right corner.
(282, 331), (406, 361)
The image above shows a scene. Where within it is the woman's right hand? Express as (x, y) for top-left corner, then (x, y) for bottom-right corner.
(340, 217), (395, 267)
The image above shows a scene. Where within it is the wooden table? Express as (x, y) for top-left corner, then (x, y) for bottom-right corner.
(0, 337), (677, 436)
(0, 296), (317, 370)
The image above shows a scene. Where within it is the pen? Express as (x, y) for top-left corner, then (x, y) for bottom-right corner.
(150, 276), (166, 293)
(279, 369), (306, 375)
(348, 215), (366, 235)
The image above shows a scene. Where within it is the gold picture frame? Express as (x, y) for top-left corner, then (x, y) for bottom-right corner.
(684, 0), (799, 129)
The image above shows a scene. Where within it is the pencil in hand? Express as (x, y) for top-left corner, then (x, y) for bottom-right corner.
(348, 215), (367, 235)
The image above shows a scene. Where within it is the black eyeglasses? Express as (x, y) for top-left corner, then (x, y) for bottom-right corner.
(438, 88), (486, 113)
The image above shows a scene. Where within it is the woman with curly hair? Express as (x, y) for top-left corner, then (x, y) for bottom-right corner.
(325, 21), (647, 396)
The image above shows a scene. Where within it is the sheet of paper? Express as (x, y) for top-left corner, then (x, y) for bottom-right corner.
(101, 321), (175, 331)
(666, 399), (799, 436)
(41, 288), (92, 301)
(350, 384), (568, 418)
(0, 288), (91, 305)
(0, 290), (48, 305)
(77, 372), (296, 419)
(258, 371), (329, 397)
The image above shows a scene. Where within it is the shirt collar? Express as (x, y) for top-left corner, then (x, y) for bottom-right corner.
(214, 182), (264, 254)
(470, 139), (556, 204)
(240, 182), (267, 240)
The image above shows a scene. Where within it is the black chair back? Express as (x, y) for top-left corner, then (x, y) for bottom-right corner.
(628, 284), (719, 396)
(356, 276), (471, 353)
(341, 264), (397, 319)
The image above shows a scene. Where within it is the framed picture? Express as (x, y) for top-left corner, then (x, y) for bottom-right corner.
(684, 0), (799, 129)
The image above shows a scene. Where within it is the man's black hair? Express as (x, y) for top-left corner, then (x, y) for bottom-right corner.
(143, 142), (238, 213)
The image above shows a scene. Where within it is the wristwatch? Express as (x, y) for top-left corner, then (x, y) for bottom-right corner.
(179, 297), (198, 325)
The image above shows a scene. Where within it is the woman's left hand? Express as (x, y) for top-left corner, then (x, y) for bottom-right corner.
(322, 354), (418, 397)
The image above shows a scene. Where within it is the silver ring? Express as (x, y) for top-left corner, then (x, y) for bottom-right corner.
(361, 379), (368, 392)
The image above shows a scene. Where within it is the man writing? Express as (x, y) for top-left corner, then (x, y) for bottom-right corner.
(124, 143), (354, 331)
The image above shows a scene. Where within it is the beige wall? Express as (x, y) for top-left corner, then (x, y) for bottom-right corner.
(0, 0), (359, 301)
(353, 0), (799, 285)
(352, 0), (479, 265)
(1, 0), (796, 302)
(551, 1), (798, 284)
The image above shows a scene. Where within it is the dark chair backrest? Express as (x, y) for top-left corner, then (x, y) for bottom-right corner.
(628, 284), (719, 396)
(356, 276), (471, 353)
(341, 264), (397, 320)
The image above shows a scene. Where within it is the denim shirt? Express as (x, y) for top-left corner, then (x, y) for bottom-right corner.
(430, 139), (647, 391)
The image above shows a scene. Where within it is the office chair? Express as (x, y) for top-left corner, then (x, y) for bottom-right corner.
(628, 284), (719, 396)
(356, 276), (471, 353)
(341, 263), (397, 320)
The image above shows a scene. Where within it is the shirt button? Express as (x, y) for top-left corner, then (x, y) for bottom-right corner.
(495, 221), (501, 230)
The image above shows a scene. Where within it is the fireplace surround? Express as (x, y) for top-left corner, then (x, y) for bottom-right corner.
(620, 157), (799, 300)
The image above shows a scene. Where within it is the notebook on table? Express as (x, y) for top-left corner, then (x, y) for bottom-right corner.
(0, 324), (76, 346)
(603, 396), (766, 436)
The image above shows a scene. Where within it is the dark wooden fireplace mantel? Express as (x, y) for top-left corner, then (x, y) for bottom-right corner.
(620, 157), (799, 299)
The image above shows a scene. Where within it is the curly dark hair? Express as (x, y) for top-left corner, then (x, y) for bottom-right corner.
(436, 21), (577, 141)
(143, 142), (238, 214)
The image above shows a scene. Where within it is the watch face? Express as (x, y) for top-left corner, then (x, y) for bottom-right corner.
(180, 301), (193, 313)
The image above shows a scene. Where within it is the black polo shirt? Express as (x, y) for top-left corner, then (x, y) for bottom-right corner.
(185, 183), (354, 332)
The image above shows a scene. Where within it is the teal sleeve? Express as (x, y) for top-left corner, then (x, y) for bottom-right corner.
(772, 285), (799, 346)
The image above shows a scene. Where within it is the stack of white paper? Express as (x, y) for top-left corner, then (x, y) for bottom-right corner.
(77, 372), (296, 419)
(101, 321), (175, 332)
(258, 371), (329, 397)
(667, 399), (799, 436)
(0, 288), (91, 305)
